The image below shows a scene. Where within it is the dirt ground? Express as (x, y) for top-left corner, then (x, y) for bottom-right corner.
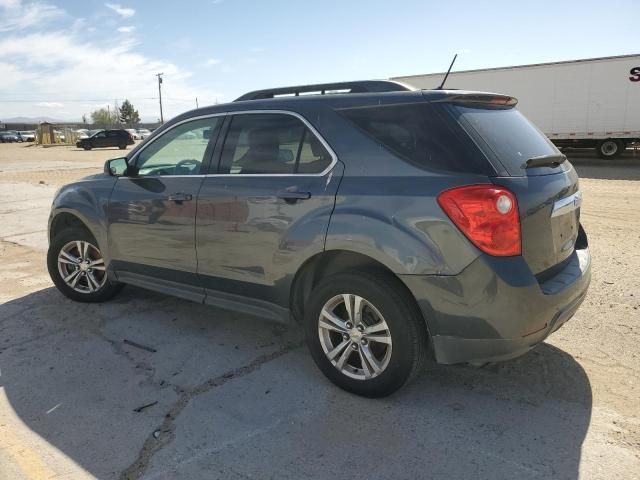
(0, 142), (639, 480)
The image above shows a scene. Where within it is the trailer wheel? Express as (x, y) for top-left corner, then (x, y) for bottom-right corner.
(597, 139), (623, 159)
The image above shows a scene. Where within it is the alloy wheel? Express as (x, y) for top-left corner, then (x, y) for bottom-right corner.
(57, 240), (107, 294)
(318, 294), (393, 380)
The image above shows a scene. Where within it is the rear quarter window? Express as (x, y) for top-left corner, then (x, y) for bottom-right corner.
(337, 103), (493, 175)
(451, 105), (560, 176)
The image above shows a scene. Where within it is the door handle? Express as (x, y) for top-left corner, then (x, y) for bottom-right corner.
(167, 193), (193, 202)
(277, 188), (311, 203)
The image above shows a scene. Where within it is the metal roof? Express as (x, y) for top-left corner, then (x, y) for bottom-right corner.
(392, 53), (640, 79)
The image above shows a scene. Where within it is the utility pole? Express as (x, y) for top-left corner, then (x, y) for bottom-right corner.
(156, 72), (164, 124)
(195, 97), (199, 108)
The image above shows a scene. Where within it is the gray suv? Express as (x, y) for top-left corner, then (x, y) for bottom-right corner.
(47, 81), (591, 397)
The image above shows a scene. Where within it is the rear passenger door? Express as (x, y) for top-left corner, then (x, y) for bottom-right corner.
(196, 112), (343, 314)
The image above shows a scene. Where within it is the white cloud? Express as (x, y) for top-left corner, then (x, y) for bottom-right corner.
(204, 58), (221, 66)
(0, 0), (21, 8)
(105, 3), (135, 18)
(37, 101), (63, 107)
(0, 32), (220, 119)
(117, 25), (135, 33)
(0, 0), (64, 32)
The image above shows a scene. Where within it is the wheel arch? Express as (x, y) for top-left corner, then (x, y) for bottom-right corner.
(49, 210), (96, 244)
(289, 249), (433, 337)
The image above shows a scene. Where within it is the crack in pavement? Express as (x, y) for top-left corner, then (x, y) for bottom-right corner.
(119, 339), (304, 480)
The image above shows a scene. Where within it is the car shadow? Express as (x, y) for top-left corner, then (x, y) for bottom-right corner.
(0, 287), (592, 479)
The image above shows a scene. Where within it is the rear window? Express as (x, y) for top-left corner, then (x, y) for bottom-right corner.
(451, 106), (559, 175)
(338, 103), (492, 175)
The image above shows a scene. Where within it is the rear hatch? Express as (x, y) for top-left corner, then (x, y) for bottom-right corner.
(444, 96), (581, 275)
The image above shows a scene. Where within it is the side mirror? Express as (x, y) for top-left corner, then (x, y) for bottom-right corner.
(104, 157), (128, 177)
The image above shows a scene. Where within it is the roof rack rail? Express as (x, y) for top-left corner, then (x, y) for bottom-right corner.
(234, 80), (413, 102)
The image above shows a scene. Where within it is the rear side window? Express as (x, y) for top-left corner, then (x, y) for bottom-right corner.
(337, 103), (492, 174)
(220, 113), (333, 175)
(451, 106), (558, 176)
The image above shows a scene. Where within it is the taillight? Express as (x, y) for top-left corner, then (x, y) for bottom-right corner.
(437, 184), (521, 256)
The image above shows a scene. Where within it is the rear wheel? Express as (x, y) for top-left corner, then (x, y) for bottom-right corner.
(304, 271), (427, 397)
(118, 143), (127, 150)
(47, 227), (123, 302)
(597, 139), (624, 158)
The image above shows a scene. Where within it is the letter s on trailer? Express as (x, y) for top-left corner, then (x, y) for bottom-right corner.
(393, 54), (640, 159)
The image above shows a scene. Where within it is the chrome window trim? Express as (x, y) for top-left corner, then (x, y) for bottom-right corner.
(551, 190), (582, 218)
(128, 110), (338, 178)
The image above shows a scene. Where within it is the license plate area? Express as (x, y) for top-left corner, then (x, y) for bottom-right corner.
(551, 191), (582, 262)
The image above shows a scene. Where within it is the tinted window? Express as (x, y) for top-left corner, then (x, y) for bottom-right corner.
(452, 106), (558, 175)
(220, 113), (332, 174)
(135, 117), (220, 176)
(338, 103), (491, 174)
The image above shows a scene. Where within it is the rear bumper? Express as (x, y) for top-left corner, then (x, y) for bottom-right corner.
(400, 246), (591, 365)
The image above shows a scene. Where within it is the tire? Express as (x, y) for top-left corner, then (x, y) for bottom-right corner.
(304, 271), (428, 397)
(118, 144), (127, 150)
(47, 227), (123, 303)
(83, 146), (92, 151)
(597, 139), (623, 159)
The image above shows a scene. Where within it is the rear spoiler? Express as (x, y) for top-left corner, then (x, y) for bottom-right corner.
(432, 93), (518, 107)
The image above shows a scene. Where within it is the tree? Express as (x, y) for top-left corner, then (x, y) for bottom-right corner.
(118, 99), (140, 127)
(90, 107), (119, 128)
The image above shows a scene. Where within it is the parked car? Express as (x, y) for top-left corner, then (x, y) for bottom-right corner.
(18, 130), (35, 142)
(125, 128), (141, 140)
(48, 80), (591, 397)
(0, 131), (20, 143)
(137, 128), (152, 139)
(76, 129), (134, 150)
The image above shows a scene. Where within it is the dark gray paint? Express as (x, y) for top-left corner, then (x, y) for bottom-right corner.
(108, 176), (204, 281)
(48, 88), (592, 365)
(196, 164), (344, 308)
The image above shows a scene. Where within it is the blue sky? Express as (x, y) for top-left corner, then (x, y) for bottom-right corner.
(0, 0), (637, 121)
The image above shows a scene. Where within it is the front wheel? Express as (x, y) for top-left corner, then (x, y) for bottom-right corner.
(597, 139), (624, 158)
(118, 144), (127, 150)
(47, 227), (123, 302)
(304, 271), (428, 397)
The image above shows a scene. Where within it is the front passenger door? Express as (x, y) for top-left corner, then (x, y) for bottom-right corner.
(108, 116), (223, 289)
(92, 131), (108, 148)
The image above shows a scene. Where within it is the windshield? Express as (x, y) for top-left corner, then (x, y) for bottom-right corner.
(451, 106), (559, 176)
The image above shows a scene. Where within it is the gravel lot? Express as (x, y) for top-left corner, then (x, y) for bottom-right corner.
(1, 142), (639, 480)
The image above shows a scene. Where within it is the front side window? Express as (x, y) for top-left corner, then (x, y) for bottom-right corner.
(135, 117), (220, 176)
(220, 113), (332, 175)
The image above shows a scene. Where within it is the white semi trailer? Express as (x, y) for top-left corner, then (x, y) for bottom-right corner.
(393, 54), (640, 158)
